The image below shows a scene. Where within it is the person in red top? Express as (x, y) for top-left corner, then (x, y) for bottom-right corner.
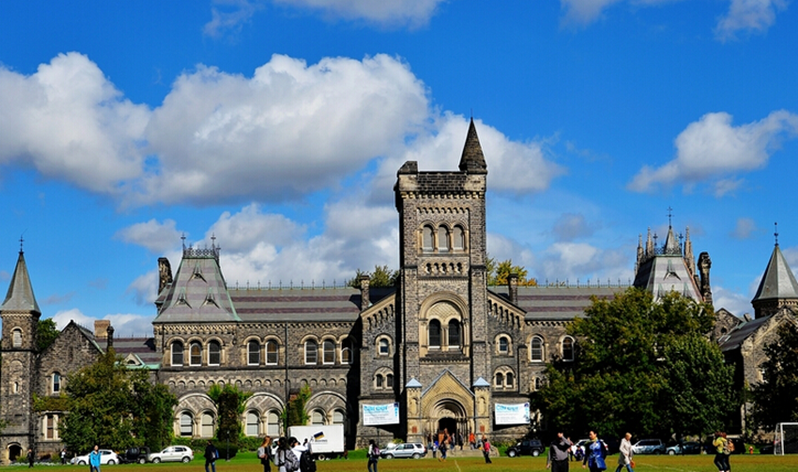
(482, 436), (492, 464)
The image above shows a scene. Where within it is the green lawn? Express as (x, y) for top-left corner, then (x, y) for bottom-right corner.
(20, 453), (798, 472)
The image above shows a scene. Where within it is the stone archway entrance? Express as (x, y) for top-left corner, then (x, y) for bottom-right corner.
(8, 445), (22, 463)
(429, 399), (469, 446)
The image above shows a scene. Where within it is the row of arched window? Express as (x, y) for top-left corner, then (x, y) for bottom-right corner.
(420, 224), (466, 253)
(169, 338), (354, 367)
(178, 409), (346, 438)
(494, 334), (575, 362)
(428, 319), (462, 350)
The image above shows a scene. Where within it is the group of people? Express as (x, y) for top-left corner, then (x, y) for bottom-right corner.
(546, 431), (634, 472)
(712, 431), (733, 472)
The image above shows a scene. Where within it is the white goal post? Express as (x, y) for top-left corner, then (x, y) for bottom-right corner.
(774, 423), (798, 455)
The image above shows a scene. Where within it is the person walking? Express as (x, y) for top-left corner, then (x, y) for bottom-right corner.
(482, 436), (492, 464)
(60, 449), (67, 465)
(712, 432), (728, 472)
(204, 440), (218, 472)
(615, 433), (633, 472)
(547, 432), (572, 472)
(582, 431), (607, 472)
(27, 448), (34, 468)
(258, 437), (273, 472)
(367, 440), (379, 472)
(89, 446), (101, 472)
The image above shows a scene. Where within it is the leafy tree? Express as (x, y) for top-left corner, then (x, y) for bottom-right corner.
(486, 256), (537, 286)
(37, 318), (60, 352)
(208, 383), (253, 443)
(347, 265), (399, 288)
(60, 349), (177, 453)
(283, 384), (312, 427)
(751, 321), (798, 430)
(532, 288), (732, 439)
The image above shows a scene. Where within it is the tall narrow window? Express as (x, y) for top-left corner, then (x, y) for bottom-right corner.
(267, 411), (280, 436)
(453, 226), (465, 250)
(506, 372), (514, 388)
(52, 372), (61, 394)
(498, 336), (509, 354)
(208, 341), (221, 366)
(46, 414), (55, 439)
(265, 341), (278, 365)
(201, 413), (214, 438)
(386, 373), (394, 387)
(190, 342), (202, 366)
(530, 336), (544, 361)
(305, 341), (318, 364)
(323, 340), (335, 364)
(248, 341), (260, 366)
(448, 320), (461, 349)
(246, 412), (259, 436)
(428, 320), (441, 348)
(341, 339), (352, 364)
(495, 373), (504, 387)
(438, 227), (450, 252)
(422, 226), (434, 252)
(562, 337), (574, 362)
(12, 329), (22, 348)
(180, 412), (193, 437)
(378, 338), (389, 355)
(171, 342), (184, 366)
(333, 410), (345, 425)
(376, 374), (384, 388)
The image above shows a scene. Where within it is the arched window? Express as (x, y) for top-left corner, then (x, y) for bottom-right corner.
(333, 409), (345, 425)
(246, 412), (259, 436)
(171, 342), (184, 366)
(378, 338), (390, 355)
(267, 411), (280, 436)
(341, 339), (352, 364)
(323, 340), (335, 364)
(438, 226), (450, 252)
(311, 410), (325, 425)
(498, 336), (509, 354)
(562, 337), (574, 362)
(189, 342), (202, 366)
(207, 341), (221, 366)
(506, 372), (514, 388)
(495, 372), (504, 387)
(180, 412), (193, 437)
(422, 226), (434, 252)
(386, 373), (394, 388)
(12, 329), (22, 348)
(248, 341), (260, 366)
(265, 340), (278, 365)
(534, 377), (543, 391)
(453, 226), (465, 250)
(530, 336), (544, 361)
(201, 413), (214, 438)
(428, 320), (441, 348)
(376, 374), (384, 388)
(52, 372), (61, 394)
(305, 340), (318, 364)
(448, 320), (461, 349)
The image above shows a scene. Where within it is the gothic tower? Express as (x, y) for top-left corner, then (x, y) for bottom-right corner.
(394, 119), (489, 442)
(0, 247), (41, 463)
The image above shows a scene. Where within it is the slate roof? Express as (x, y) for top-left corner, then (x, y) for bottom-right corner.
(459, 118), (487, 174)
(752, 244), (798, 303)
(718, 316), (771, 352)
(491, 285), (622, 321)
(1, 250), (41, 313)
(100, 337), (160, 366)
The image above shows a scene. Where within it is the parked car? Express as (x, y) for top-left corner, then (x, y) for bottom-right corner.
(632, 439), (666, 455)
(666, 441), (702, 455)
(146, 445), (194, 463)
(759, 443), (774, 454)
(380, 443), (426, 459)
(119, 447), (150, 464)
(703, 437), (745, 455)
(71, 450), (119, 465)
(506, 439), (545, 457)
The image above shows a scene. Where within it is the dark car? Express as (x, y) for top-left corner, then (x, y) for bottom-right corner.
(506, 439), (545, 457)
(120, 447), (150, 464)
(666, 441), (701, 455)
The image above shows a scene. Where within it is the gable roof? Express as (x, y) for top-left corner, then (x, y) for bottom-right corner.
(752, 244), (798, 303)
(1, 250), (40, 314)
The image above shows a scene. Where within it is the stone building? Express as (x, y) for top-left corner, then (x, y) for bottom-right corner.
(1, 121), (718, 463)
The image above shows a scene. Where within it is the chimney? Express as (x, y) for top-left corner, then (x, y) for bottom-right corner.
(106, 325), (115, 349)
(359, 275), (370, 311)
(508, 273), (519, 305)
(94, 320), (111, 340)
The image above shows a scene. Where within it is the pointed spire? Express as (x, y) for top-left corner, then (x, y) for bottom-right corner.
(752, 243), (798, 303)
(684, 226), (695, 275)
(458, 118), (487, 174)
(645, 227), (653, 256)
(663, 225), (681, 255)
(1, 249), (41, 314)
(636, 234), (643, 273)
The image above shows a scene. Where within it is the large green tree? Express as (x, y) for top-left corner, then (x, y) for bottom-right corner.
(751, 321), (798, 430)
(532, 287), (734, 439)
(486, 256), (537, 286)
(347, 265), (399, 288)
(208, 383), (253, 443)
(60, 349), (177, 453)
(37, 318), (60, 352)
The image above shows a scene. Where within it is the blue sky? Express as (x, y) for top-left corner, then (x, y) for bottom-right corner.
(1, 0), (797, 336)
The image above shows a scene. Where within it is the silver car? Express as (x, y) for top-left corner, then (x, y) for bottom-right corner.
(71, 450), (119, 465)
(632, 439), (666, 455)
(146, 445), (194, 463)
(380, 443), (427, 459)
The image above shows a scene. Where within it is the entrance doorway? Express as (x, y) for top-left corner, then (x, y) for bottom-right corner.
(8, 445), (22, 463)
(438, 417), (457, 441)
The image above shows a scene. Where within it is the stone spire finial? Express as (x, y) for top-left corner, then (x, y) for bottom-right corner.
(645, 227), (653, 257)
(636, 234), (643, 274)
(684, 226), (695, 276)
(775, 222), (779, 246)
(458, 118), (487, 174)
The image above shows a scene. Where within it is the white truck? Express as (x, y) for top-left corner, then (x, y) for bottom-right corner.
(288, 424), (346, 459)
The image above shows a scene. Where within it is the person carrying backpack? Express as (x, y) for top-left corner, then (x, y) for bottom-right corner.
(258, 436), (274, 472)
(582, 431), (608, 472)
(367, 440), (379, 472)
(277, 437), (301, 472)
(204, 441), (218, 472)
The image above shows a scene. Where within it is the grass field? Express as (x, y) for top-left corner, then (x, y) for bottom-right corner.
(17, 453), (798, 472)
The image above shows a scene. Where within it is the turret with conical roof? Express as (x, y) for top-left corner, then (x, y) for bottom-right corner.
(458, 118), (487, 174)
(751, 236), (798, 319)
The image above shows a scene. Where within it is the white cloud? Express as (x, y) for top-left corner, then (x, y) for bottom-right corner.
(711, 285), (752, 317)
(0, 53), (150, 193)
(273, 0), (446, 27)
(114, 219), (183, 254)
(538, 242), (633, 284)
(127, 269), (159, 306)
(552, 213), (595, 241)
(715, 0), (788, 41)
(204, 0), (264, 38)
(559, 0), (680, 25)
(50, 309), (154, 338)
(731, 217), (757, 240)
(629, 110), (798, 194)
